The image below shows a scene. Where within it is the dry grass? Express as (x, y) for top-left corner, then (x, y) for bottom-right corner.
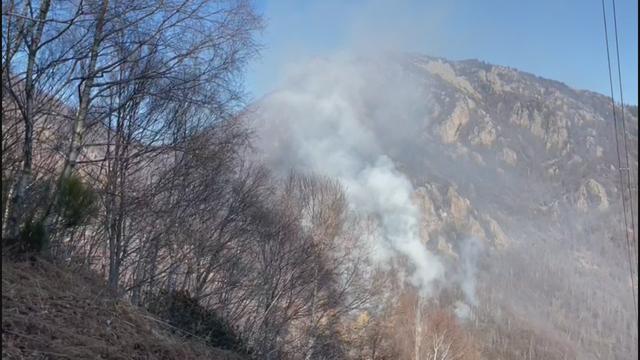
(1, 258), (245, 360)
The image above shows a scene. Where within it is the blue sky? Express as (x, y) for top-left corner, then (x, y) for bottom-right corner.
(245, 0), (638, 105)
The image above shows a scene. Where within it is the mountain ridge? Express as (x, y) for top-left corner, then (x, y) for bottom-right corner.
(405, 52), (639, 107)
(251, 53), (638, 359)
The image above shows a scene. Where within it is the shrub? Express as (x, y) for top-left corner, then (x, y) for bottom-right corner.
(2, 176), (51, 256)
(146, 290), (247, 353)
(3, 215), (50, 256)
(57, 175), (97, 228)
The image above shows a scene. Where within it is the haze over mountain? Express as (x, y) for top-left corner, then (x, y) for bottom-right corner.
(5, 0), (638, 358)
(250, 53), (639, 359)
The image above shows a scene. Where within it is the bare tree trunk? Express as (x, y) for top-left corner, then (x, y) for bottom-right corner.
(106, 91), (124, 291)
(37, 0), (109, 243)
(304, 264), (319, 360)
(3, 0), (51, 242)
(61, 0), (109, 180)
(415, 296), (422, 360)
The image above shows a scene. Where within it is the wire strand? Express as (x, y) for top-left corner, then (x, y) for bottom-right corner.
(601, 0), (638, 318)
(611, 0), (638, 265)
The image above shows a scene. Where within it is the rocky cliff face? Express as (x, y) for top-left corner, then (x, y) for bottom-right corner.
(401, 55), (637, 360)
(398, 54), (638, 258)
(253, 54), (638, 359)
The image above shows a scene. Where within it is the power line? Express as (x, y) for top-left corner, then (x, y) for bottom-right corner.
(611, 0), (638, 265)
(600, 0), (638, 317)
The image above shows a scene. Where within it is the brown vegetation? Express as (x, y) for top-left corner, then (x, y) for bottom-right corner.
(1, 258), (245, 359)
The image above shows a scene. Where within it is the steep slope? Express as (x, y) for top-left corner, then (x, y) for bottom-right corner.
(1, 259), (246, 360)
(402, 55), (638, 360)
(251, 54), (638, 359)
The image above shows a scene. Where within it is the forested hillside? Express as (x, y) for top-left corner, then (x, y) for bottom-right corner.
(250, 54), (639, 359)
(2, 1), (638, 359)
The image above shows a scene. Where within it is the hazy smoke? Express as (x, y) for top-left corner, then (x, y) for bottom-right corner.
(458, 237), (484, 306)
(454, 300), (472, 321)
(252, 55), (443, 294)
(452, 237), (484, 321)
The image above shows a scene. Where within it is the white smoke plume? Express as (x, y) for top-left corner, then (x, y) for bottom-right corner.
(454, 300), (472, 321)
(252, 54), (443, 295)
(452, 237), (484, 321)
(458, 237), (484, 307)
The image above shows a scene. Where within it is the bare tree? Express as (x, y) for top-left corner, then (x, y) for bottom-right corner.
(2, 0), (52, 239)
(388, 290), (481, 360)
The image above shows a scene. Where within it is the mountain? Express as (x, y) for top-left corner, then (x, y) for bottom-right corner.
(250, 54), (639, 359)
